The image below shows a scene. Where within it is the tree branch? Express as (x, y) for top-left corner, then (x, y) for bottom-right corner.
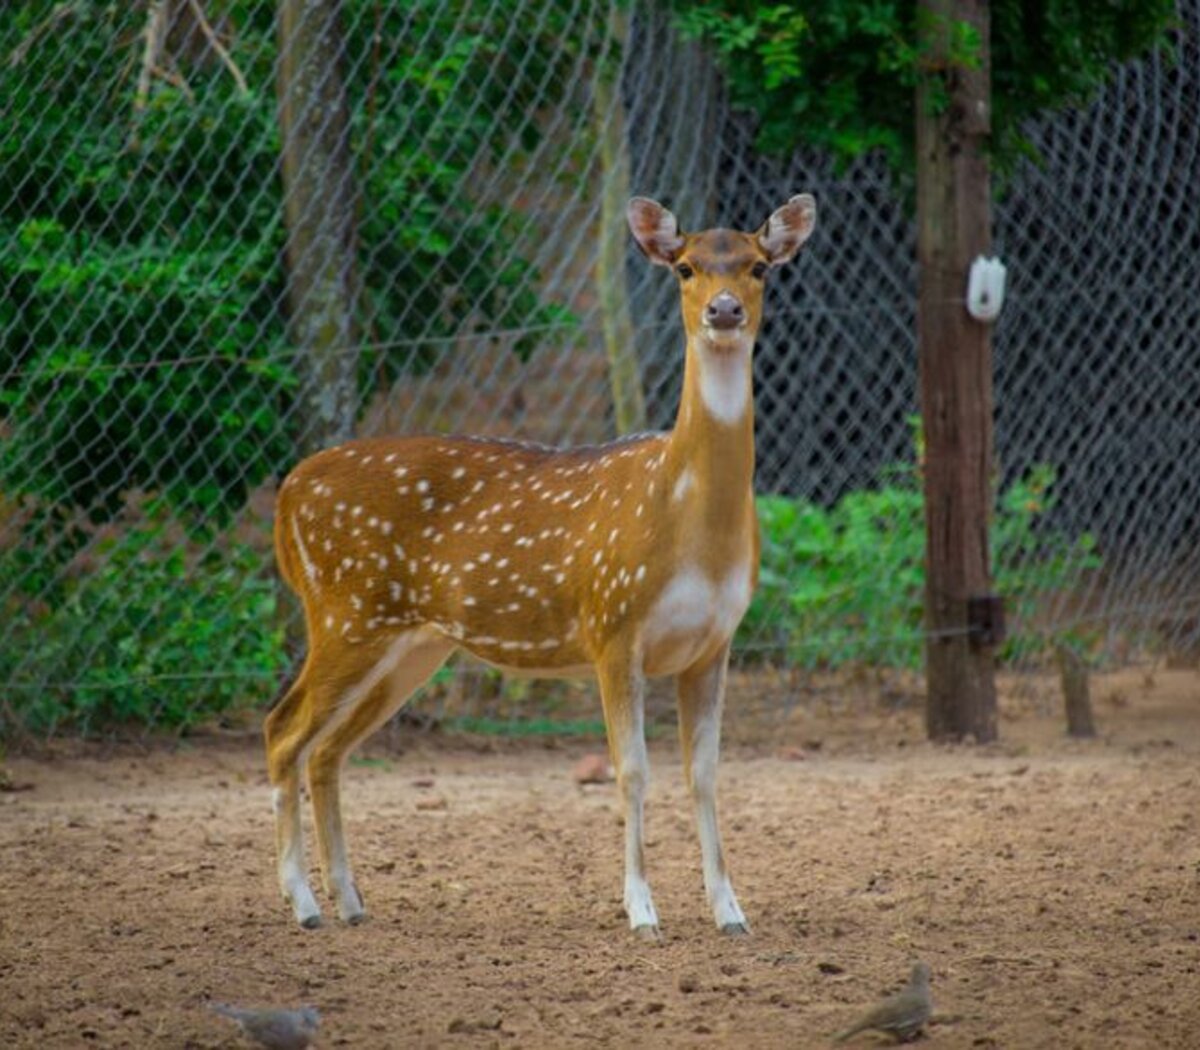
(130, 0), (168, 149)
(185, 0), (249, 95)
(7, 1), (82, 68)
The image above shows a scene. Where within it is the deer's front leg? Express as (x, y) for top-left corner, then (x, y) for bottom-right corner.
(678, 644), (748, 935)
(596, 646), (659, 940)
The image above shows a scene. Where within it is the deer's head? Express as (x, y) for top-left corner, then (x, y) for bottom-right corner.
(627, 194), (817, 352)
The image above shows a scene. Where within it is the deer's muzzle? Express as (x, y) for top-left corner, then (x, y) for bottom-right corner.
(703, 292), (745, 331)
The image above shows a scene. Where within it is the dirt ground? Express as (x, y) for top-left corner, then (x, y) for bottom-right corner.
(2, 669), (1199, 1049)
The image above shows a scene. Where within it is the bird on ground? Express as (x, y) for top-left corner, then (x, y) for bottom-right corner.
(211, 1002), (320, 1050)
(833, 961), (932, 1043)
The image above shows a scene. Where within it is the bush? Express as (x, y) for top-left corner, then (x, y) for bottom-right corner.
(0, 501), (288, 735)
(740, 458), (1100, 668)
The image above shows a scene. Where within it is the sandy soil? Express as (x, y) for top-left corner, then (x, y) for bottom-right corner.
(2, 669), (1199, 1049)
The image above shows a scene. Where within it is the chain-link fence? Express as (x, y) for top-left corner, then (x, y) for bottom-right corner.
(2, 0), (1197, 739)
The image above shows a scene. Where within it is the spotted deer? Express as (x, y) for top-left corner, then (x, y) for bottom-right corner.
(266, 192), (817, 938)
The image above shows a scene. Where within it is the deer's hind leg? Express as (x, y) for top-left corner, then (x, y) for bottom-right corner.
(306, 627), (454, 923)
(263, 627), (451, 928)
(264, 662), (326, 929)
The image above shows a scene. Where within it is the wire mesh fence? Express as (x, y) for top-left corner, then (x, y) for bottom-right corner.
(1, 0), (1197, 739)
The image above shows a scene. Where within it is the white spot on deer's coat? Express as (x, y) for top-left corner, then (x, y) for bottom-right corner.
(673, 469), (694, 503)
(290, 518), (320, 585)
(416, 479), (430, 493)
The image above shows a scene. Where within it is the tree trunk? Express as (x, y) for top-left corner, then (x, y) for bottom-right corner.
(276, 0), (360, 454)
(916, 0), (998, 742)
(592, 7), (646, 436)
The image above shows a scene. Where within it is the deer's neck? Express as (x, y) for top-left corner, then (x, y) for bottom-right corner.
(664, 336), (756, 538)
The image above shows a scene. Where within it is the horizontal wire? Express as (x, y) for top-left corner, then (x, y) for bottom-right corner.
(7, 592), (1200, 695)
(0, 283), (1171, 384)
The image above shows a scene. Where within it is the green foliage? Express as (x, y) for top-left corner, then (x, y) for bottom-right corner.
(0, 0), (577, 524)
(675, 0), (1175, 187)
(1, 5), (290, 522)
(741, 456), (1101, 668)
(348, 0), (583, 373)
(0, 502), (287, 735)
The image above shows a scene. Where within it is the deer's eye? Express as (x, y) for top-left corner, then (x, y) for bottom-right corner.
(676, 263), (694, 280)
(751, 261), (769, 279)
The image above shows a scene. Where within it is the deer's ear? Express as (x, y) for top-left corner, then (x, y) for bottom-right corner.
(757, 193), (817, 267)
(627, 197), (685, 266)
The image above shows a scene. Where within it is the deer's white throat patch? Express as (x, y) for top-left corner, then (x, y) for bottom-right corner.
(696, 336), (752, 425)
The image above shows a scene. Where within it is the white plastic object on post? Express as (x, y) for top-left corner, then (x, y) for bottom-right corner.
(966, 255), (1007, 322)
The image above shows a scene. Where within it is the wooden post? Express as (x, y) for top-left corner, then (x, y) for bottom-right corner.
(916, 0), (998, 742)
(1055, 643), (1097, 738)
(277, 0), (360, 453)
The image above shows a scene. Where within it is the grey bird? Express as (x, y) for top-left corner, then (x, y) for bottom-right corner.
(211, 1003), (320, 1050)
(834, 962), (932, 1043)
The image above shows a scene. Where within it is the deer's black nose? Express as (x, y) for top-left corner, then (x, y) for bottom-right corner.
(704, 292), (745, 330)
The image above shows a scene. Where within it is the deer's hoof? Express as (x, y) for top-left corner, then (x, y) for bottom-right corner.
(337, 886), (365, 925)
(632, 923), (662, 943)
(719, 921), (750, 937)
